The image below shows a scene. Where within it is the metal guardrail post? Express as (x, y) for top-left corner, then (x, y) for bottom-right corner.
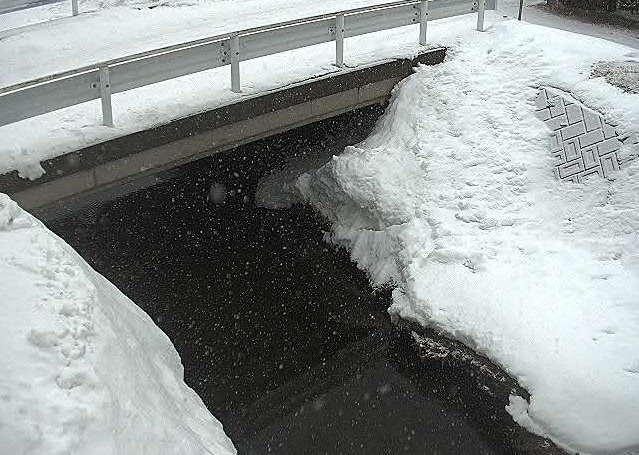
(477, 0), (485, 31)
(419, 0), (428, 45)
(518, 0), (524, 20)
(71, 0), (78, 16)
(335, 14), (345, 68)
(230, 33), (241, 93)
(99, 66), (113, 127)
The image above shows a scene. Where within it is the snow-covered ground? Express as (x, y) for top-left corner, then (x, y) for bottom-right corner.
(0, 194), (237, 455)
(0, 0), (395, 87)
(2, 0), (639, 454)
(259, 19), (639, 455)
(499, 0), (639, 49)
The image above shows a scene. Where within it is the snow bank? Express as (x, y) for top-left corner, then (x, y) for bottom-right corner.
(0, 193), (236, 455)
(294, 20), (639, 455)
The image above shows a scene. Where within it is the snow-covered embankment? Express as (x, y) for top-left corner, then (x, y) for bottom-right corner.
(292, 20), (639, 455)
(0, 194), (236, 455)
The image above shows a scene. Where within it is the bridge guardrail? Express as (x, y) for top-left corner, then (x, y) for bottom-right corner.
(0, 0), (492, 128)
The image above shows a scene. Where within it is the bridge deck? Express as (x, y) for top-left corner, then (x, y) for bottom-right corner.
(1, 49), (446, 210)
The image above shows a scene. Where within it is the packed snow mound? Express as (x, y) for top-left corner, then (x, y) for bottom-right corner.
(296, 20), (639, 455)
(0, 194), (236, 455)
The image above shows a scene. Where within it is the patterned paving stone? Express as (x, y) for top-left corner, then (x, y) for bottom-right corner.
(534, 88), (630, 183)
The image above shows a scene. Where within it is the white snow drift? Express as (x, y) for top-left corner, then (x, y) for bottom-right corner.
(289, 20), (639, 455)
(0, 193), (236, 455)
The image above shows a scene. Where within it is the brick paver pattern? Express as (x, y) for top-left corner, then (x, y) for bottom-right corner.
(535, 88), (622, 183)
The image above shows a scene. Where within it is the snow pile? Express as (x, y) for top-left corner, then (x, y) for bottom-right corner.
(0, 193), (236, 455)
(293, 21), (639, 455)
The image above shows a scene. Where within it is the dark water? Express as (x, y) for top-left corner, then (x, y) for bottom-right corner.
(44, 107), (502, 455)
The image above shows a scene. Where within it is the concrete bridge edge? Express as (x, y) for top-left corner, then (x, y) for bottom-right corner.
(2, 48), (446, 211)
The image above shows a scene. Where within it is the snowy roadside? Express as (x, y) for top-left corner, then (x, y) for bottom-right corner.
(0, 194), (237, 455)
(498, 0), (639, 49)
(263, 19), (639, 455)
(0, 10), (483, 180)
(0, 0), (394, 87)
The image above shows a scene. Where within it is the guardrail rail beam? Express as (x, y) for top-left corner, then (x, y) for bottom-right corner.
(0, 0), (494, 129)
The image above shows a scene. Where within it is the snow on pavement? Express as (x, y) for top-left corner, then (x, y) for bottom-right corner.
(0, 194), (236, 455)
(289, 19), (639, 455)
(0, 0), (392, 88)
(498, 0), (639, 50)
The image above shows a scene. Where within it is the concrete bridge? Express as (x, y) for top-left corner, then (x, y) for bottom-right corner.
(0, 0), (495, 211)
(0, 48), (446, 210)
